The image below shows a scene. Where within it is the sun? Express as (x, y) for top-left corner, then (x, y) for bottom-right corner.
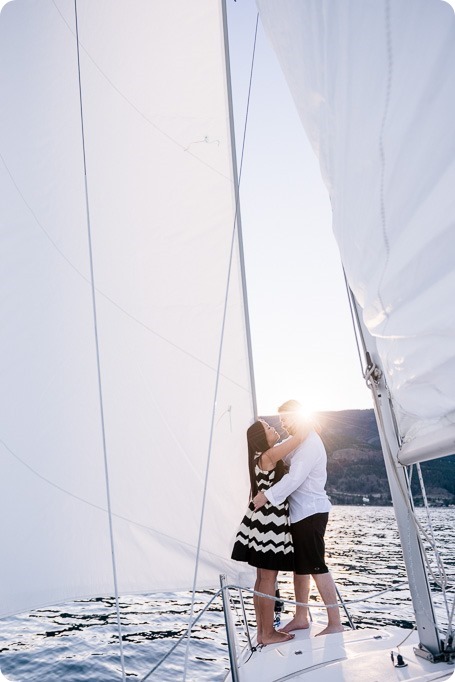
(296, 405), (314, 422)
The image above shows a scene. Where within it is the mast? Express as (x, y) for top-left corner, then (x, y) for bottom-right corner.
(221, 0), (258, 420)
(348, 288), (443, 660)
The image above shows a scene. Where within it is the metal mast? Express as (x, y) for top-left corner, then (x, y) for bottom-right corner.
(347, 287), (442, 660)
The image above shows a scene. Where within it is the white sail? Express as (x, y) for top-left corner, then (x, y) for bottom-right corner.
(0, 0), (254, 617)
(257, 0), (455, 463)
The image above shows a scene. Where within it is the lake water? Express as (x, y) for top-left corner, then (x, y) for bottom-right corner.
(0, 506), (453, 681)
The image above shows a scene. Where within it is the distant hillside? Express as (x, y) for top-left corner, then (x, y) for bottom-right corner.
(260, 409), (455, 506)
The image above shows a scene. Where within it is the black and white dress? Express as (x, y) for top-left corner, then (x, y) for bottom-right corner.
(231, 458), (294, 571)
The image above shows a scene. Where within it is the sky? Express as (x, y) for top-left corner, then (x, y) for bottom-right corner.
(226, 1), (371, 415)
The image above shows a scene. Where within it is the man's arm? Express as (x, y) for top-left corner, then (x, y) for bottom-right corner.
(261, 424), (309, 467)
(253, 443), (316, 510)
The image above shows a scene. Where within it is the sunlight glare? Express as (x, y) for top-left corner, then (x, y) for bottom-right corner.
(296, 405), (314, 422)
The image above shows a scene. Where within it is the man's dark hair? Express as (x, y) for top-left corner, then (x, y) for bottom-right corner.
(278, 399), (302, 413)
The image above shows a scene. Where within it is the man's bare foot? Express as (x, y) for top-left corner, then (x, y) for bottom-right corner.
(279, 617), (310, 633)
(315, 624), (344, 636)
(261, 630), (295, 645)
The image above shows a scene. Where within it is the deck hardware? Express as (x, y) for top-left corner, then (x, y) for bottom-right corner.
(395, 654), (408, 668)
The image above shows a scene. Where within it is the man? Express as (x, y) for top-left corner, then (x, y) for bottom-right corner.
(253, 400), (343, 636)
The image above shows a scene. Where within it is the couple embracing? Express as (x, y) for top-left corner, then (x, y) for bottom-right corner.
(231, 400), (343, 645)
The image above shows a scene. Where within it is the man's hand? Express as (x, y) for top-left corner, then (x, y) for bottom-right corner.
(252, 491), (267, 511)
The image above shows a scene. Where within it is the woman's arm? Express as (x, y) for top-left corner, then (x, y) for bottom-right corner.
(262, 425), (309, 467)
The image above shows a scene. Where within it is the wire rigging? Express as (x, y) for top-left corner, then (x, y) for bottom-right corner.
(142, 578), (416, 679)
(73, 2), (126, 679)
(182, 8), (260, 681)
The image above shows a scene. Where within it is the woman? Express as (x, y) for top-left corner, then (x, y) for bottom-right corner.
(231, 419), (305, 645)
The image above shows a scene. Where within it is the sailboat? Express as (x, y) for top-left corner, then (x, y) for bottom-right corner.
(0, 0), (454, 681)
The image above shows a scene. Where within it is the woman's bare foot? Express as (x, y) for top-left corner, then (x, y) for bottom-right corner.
(261, 630), (295, 645)
(280, 617), (310, 633)
(315, 624), (344, 636)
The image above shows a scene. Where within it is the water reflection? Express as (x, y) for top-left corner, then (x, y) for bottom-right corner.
(0, 506), (453, 681)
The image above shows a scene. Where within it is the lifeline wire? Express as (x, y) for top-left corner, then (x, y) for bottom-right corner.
(181, 9), (260, 682)
(144, 579), (413, 678)
(73, 2), (126, 680)
(236, 581), (410, 609)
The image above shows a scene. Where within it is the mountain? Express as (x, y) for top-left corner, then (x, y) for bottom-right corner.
(260, 409), (455, 506)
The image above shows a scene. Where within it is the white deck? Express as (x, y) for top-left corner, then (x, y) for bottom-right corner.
(226, 620), (455, 682)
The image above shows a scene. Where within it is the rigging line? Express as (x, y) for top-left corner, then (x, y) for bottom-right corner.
(371, 388), (444, 634)
(73, 3), (126, 679)
(410, 513), (452, 602)
(395, 625), (417, 650)
(182, 7), (260, 680)
(227, 6), (259, 421)
(351, 344), (448, 618)
(415, 464), (452, 611)
(0, 151), (248, 395)
(143, 575), (417, 681)
(402, 465), (450, 594)
(139, 589), (223, 681)
(445, 597), (455, 650)
(237, 12), (259, 184)
(49, 0), (230, 182)
(343, 270), (366, 377)
(183, 168), (236, 682)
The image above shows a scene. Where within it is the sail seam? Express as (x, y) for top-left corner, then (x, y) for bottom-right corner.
(0, 435), (230, 560)
(50, 0), (230, 182)
(73, 3), (126, 680)
(0, 149), (249, 391)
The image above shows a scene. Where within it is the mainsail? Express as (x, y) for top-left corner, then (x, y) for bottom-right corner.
(257, 0), (455, 464)
(0, 0), (255, 617)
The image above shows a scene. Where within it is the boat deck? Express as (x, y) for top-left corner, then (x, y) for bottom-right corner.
(226, 620), (454, 682)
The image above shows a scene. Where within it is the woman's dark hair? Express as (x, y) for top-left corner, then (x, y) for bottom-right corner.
(247, 420), (285, 498)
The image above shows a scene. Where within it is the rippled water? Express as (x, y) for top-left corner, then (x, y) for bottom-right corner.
(0, 506), (453, 681)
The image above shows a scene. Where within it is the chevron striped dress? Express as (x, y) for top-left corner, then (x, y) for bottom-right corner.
(231, 459), (294, 571)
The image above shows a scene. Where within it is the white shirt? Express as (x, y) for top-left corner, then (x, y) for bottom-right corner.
(264, 430), (332, 523)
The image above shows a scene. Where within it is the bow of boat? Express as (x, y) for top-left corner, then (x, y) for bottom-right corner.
(225, 622), (454, 682)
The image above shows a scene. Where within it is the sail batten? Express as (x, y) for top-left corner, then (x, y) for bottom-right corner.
(398, 423), (455, 465)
